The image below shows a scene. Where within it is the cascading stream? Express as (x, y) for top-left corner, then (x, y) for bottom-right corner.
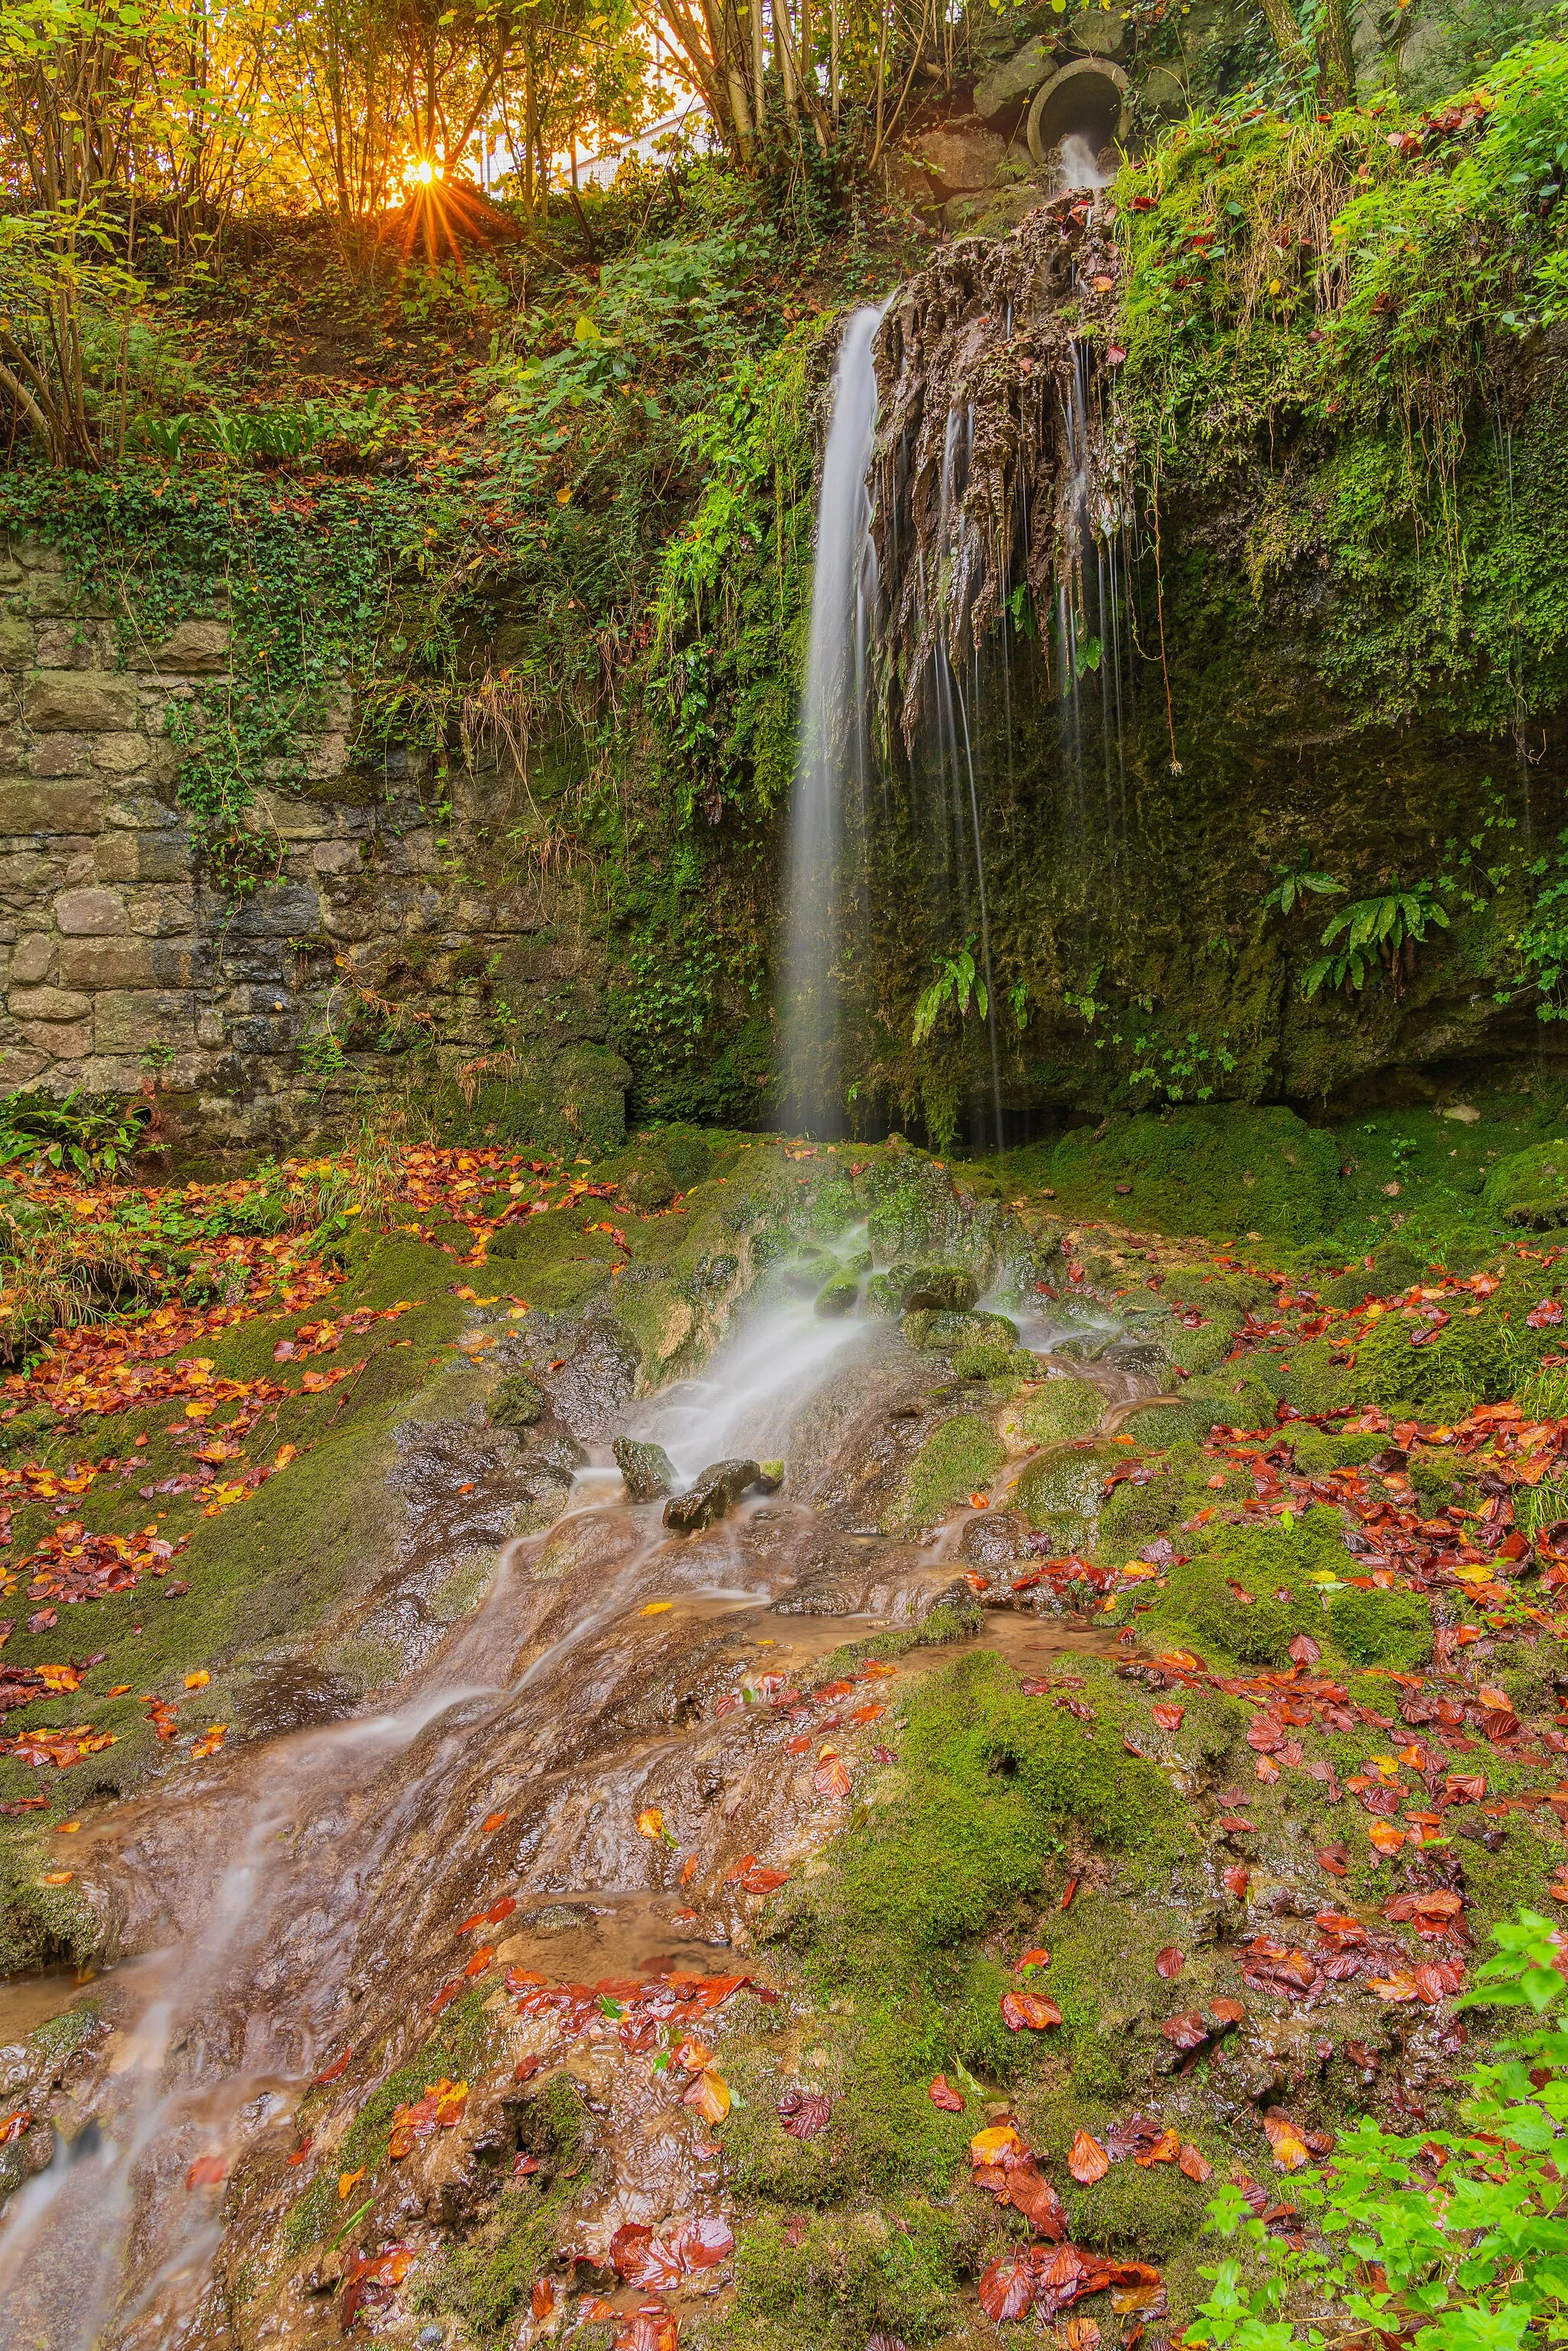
(779, 303), (885, 1139)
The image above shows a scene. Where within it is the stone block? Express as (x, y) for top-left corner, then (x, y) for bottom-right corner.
(106, 791), (177, 829)
(93, 989), (195, 1054)
(93, 828), (188, 884)
(139, 619), (230, 675)
(221, 883), (322, 939)
(61, 937), (194, 990)
(91, 733), (152, 777)
(54, 884), (126, 936)
(0, 1041), (48, 1086)
(8, 932), (54, 986)
(24, 671), (139, 734)
(9, 980), (91, 1023)
(126, 883), (196, 937)
(0, 780), (102, 835)
(29, 735), (92, 779)
(15, 540), (64, 574)
(34, 622), (109, 670)
(303, 733), (348, 780)
(910, 123), (1008, 196)
(22, 577), (83, 619)
(256, 792), (332, 842)
(312, 837), (361, 875)
(0, 620), (33, 671)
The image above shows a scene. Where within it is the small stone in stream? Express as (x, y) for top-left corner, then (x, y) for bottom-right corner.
(613, 1437), (677, 1502)
(664, 1459), (782, 1533)
(486, 1372), (546, 1432)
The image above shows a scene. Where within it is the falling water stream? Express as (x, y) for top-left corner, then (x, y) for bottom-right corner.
(779, 304), (884, 1138)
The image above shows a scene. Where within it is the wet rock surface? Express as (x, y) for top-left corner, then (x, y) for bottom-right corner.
(613, 1438), (677, 1502)
(663, 1459), (782, 1534)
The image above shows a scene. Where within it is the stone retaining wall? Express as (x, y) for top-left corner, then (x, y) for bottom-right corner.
(0, 535), (629, 1151)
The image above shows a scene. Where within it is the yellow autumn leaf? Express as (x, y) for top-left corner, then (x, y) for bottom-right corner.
(639, 1601), (672, 1617)
(185, 1670), (211, 1689)
(338, 2166), (366, 2200)
(969, 2124), (1024, 2165)
(636, 1807), (665, 1840)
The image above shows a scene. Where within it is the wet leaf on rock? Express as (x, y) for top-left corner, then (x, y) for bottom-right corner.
(1155, 1947), (1184, 1978)
(682, 2068), (730, 2124)
(186, 2153), (227, 2189)
(929, 2075), (965, 2111)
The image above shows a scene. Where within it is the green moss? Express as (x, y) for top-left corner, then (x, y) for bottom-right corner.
(1017, 1107), (1341, 1242)
(1010, 1375), (1103, 1446)
(1482, 1140), (1568, 1228)
(776, 1650), (1178, 1999)
(888, 1412), (1005, 1530)
(1144, 1510), (1349, 1666)
(1347, 1280), (1553, 1418)
(286, 1988), (494, 2251)
(1326, 1583), (1432, 1669)
(723, 2199), (967, 2351)
(413, 2078), (589, 2347)
(486, 1370), (545, 1430)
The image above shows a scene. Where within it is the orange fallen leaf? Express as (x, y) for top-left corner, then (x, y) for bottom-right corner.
(532, 2277), (555, 2320)
(1136, 2127), (1181, 2166)
(338, 2166), (366, 2199)
(40, 1870), (73, 1885)
(682, 2068), (731, 2124)
(185, 1669), (210, 1689)
(929, 2075), (965, 2111)
(1001, 1990), (1060, 2032)
(636, 1807), (666, 1840)
(970, 2124), (1024, 2166)
(1263, 2110), (1311, 2171)
(186, 2153), (227, 2189)
(1368, 1820), (1406, 1856)
(482, 1811), (508, 1833)
(1179, 2141), (1212, 2182)
(191, 1725), (227, 1759)
(54, 1821), (80, 1834)
(1069, 2129), (1109, 2184)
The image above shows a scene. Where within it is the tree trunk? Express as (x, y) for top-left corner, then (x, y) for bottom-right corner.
(1257, 0), (1312, 80)
(1316, 0), (1357, 106)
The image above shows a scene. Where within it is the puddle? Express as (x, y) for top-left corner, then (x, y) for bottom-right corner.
(0, 1970), (97, 2049)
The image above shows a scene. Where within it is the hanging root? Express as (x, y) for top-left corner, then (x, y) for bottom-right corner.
(867, 189), (1129, 750)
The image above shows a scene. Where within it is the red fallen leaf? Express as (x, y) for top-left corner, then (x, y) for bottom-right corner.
(740, 1864), (789, 1893)
(785, 1733), (812, 1754)
(286, 2137), (312, 2166)
(1161, 2011), (1210, 2050)
(929, 2075), (965, 2111)
(1069, 2128), (1110, 2183)
(481, 1810), (508, 1833)
(1288, 1633), (1321, 1667)
(1179, 2142), (1213, 2181)
(532, 2277), (555, 2320)
(1155, 1947), (1184, 1978)
(463, 1944), (495, 1979)
(813, 1754), (852, 1801)
(186, 2153), (227, 2189)
(1065, 2319), (1101, 2351)
(1210, 1998), (1246, 2026)
(485, 1895), (516, 1924)
(778, 2088), (832, 2138)
(1151, 1704), (1185, 1730)
(1001, 1990), (1061, 2031)
(1223, 1865), (1250, 1897)
(583, 2301), (619, 2323)
(1017, 1946), (1050, 1970)
(1446, 1772), (1486, 1802)
(613, 2302), (680, 2351)
(426, 1977), (462, 2016)
(1527, 1297), (1563, 1328)
(668, 2213), (733, 2270)
(978, 2249), (1037, 2323)
(312, 2049), (352, 2086)
(514, 2153), (541, 2177)
(1136, 2127), (1181, 2166)
(1316, 1848), (1349, 1877)
(1061, 1875), (1079, 1910)
(1008, 2163), (1069, 2239)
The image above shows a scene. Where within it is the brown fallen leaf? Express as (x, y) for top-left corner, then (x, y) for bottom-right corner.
(1210, 1998), (1245, 2026)
(1179, 2142), (1213, 2182)
(1161, 2011), (1210, 2049)
(1065, 2317), (1101, 2351)
(1155, 1947), (1184, 1978)
(1069, 2129), (1110, 2184)
(778, 2088), (832, 2140)
(813, 1751), (852, 1801)
(927, 2072), (965, 2112)
(1151, 1703), (1185, 1731)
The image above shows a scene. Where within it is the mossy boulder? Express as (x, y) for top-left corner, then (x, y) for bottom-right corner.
(1482, 1140), (1568, 1228)
(612, 1436), (676, 1500)
(815, 1269), (860, 1316)
(886, 1412), (1007, 1529)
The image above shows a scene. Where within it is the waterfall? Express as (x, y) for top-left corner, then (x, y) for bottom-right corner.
(779, 302), (885, 1138)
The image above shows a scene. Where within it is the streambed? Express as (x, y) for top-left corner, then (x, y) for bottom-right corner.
(0, 1202), (1152, 2350)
